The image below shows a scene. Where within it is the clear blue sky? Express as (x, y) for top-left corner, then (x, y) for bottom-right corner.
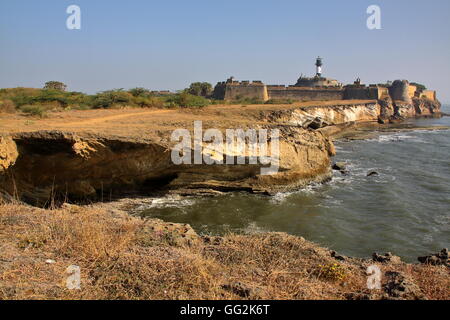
(1, 0), (449, 102)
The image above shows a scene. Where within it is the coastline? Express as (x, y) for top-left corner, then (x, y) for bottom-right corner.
(0, 102), (449, 300)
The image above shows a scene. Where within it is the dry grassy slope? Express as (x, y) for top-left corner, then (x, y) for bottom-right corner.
(0, 203), (448, 300)
(0, 100), (375, 137)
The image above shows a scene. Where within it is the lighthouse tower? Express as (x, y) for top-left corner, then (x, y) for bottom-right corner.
(315, 56), (323, 77)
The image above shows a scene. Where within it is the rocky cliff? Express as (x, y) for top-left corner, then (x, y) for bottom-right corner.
(267, 97), (441, 129)
(0, 128), (334, 205)
(0, 98), (441, 205)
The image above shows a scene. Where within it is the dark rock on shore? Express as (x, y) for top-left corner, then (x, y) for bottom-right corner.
(347, 270), (426, 300)
(418, 248), (449, 266)
(330, 250), (346, 261)
(372, 252), (402, 264)
(383, 271), (425, 300)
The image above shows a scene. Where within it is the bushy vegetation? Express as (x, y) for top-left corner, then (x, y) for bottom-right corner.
(43, 81), (67, 91)
(0, 88), (92, 111)
(19, 105), (47, 118)
(91, 89), (133, 109)
(186, 82), (213, 97)
(0, 81), (284, 115)
(165, 92), (211, 108)
(0, 83), (216, 115)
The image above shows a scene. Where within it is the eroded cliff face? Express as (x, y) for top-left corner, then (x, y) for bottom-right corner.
(268, 98), (441, 129)
(0, 135), (18, 173)
(0, 127), (334, 204)
(270, 102), (381, 128)
(0, 98), (441, 204)
(411, 97), (441, 117)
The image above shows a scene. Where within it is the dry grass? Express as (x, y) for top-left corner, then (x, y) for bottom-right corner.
(0, 100), (16, 114)
(0, 203), (448, 300)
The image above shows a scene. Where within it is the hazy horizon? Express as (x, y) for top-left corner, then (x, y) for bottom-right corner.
(1, 0), (449, 102)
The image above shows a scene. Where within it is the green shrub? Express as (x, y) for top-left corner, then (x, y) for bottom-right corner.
(1, 86), (213, 111)
(134, 96), (164, 108)
(11, 94), (35, 107)
(92, 90), (133, 109)
(33, 90), (70, 107)
(10, 89), (82, 109)
(129, 87), (151, 97)
(19, 105), (46, 117)
(163, 101), (179, 108)
(165, 92), (210, 108)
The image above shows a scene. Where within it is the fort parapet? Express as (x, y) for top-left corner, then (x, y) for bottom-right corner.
(267, 85), (344, 101)
(213, 80), (269, 101)
(213, 78), (436, 103)
(212, 59), (436, 103)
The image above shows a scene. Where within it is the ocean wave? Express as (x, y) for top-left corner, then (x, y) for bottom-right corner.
(133, 195), (196, 211)
(371, 133), (425, 143)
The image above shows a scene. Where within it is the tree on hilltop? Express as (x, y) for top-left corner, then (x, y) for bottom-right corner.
(44, 81), (67, 91)
(187, 82), (212, 97)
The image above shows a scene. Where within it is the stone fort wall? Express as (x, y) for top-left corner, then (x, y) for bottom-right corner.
(213, 79), (436, 103)
(343, 86), (389, 100)
(420, 90), (436, 100)
(223, 81), (268, 101)
(267, 86), (344, 101)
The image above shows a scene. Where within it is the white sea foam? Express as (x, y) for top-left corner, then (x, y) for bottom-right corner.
(368, 133), (426, 143)
(133, 195), (196, 211)
(243, 222), (267, 234)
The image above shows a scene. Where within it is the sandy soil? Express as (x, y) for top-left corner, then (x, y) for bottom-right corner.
(0, 100), (375, 139)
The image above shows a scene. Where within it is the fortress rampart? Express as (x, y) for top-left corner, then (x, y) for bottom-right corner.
(218, 80), (269, 101)
(213, 78), (437, 104)
(212, 58), (436, 103)
(267, 86), (344, 101)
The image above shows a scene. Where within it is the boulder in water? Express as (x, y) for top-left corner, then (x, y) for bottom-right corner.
(332, 162), (347, 171)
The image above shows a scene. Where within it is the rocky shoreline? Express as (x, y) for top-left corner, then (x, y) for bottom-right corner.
(0, 100), (448, 299)
(0, 97), (443, 205)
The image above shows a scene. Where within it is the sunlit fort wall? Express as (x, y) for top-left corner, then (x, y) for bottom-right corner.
(212, 58), (436, 103)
